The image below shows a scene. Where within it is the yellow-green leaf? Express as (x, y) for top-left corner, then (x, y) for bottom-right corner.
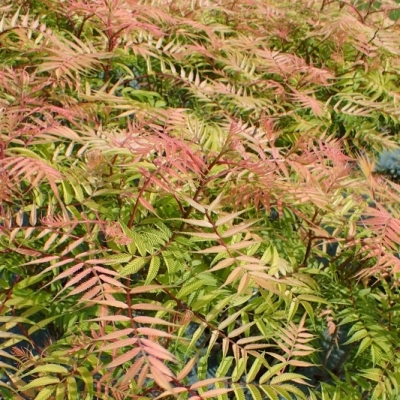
(246, 357), (263, 383)
(34, 385), (56, 400)
(23, 364), (69, 377)
(145, 256), (160, 284)
(21, 377), (60, 390)
(55, 383), (65, 400)
(120, 257), (147, 276)
(356, 337), (372, 357)
(67, 377), (77, 400)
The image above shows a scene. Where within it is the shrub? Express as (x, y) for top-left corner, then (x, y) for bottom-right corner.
(1, 0), (400, 399)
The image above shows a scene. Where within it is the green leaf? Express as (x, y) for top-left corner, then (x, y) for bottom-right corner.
(145, 256), (160, 284)
(356, 337), (372, 357)
(120, 257), (147, 276)
(61, 181), (73, 205)
(371, 344), (383, 365)
(260, 385), (279, 400)
(232, 383), (246, 400)
(67, 377), (77, 400)
(232, 358), (246, 382)
(247, 384), (263, 400)
(300, 301), (315, 327)
(287, 298), (299, 323)
(22, 364), (69, 377)
(246, 357), (263, 383)
(176, 279), (212, 299)
(34, 385), (56, 400)
(77, 367), (93, 398)
(259, 363), (287, 384)
(360, 368), (383, 382)
(343, 329), (368, 345)
(104, 254), (132, 265)
(216, 357), (234, 378)
(270, 372), (309, 385)
(215, 381), (230, 400)
(297, 294), (329, 304)
(162, 251), (177, 275)
(55, 384), (65, 400)
(187, 323), (207, 352)
(21, 377), (60, 390)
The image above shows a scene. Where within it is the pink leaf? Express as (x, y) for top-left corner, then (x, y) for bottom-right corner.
(107, 347), (141, 368)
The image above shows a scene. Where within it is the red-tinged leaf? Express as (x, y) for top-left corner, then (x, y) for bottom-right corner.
(120, 357), (145, 385)
(178, 218), (213, 228)
(137, 363), (150, 389)
(74, 249), (104, 259)
(46, 258), (74, 270)
(106, 347), (141, 369)
(99, 274), (126, 288)
(65, 276), (98, 297)
(97, 337), (138, 352)
(148, 356), (175, 377)
(208, 192), (223, 213)
(244, 344), (271, 350)
(43, 233), (58, 251)
(222, 337), (229, 358)
(266, 351), (287, 363)
(138, 196), (157, 214)
(288, 360), (314, 367)
(224, 267), (244, 286)
(291, 350), (314, 356)
(148, 176), (171, 192)
(209, 257), (236, 272)
(60, 268), (91, 290)
(49, 263), (84, 285)
(38, 258), (74, 276)
(93, 266), (120, 276)
(61, 237), (86, 256)
(131, 304), (179, 313)
(23, 256), (59, 266)
(290, 90), (324, 116)
(90, 299), (129, 309)
(140, 338), (177, 359)
(237, 273), (251, 294)
(143, 346), (176, 363)
(94, 328), (134, 341)
(237, 255), (261, 263)
(195, 245), (227, 253)
(221, 220), (260, 238)
(236, 336), (265, 345)
(150, 366), (173, 391)
(190, 378), (228, 389)
(199, 388), (233, 398)
(228, 321), (255, 338)
(180, 195), (205, 213)
(229, 240), (262, 250)
(133, 316), (178, 327)
(79, 285), (101, 301)
(176, 355), (198, 381)
(252, 277), (282, 295)
(215, 210), (246, 227)
(137, 327), (176, 338)
(130, 285), (170, 294)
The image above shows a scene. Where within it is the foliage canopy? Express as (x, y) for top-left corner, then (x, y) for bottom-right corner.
(1, 0), (400, 399)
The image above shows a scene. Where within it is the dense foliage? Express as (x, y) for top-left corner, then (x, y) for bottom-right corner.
(1, 0), (400, 399)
